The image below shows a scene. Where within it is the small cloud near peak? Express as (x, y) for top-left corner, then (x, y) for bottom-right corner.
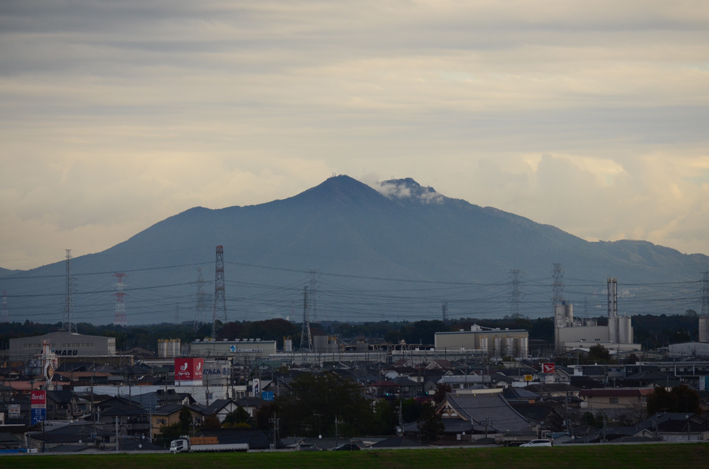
(374, 178), (445, 204)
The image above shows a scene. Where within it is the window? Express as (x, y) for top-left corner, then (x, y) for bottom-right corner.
(609, 398), (618, 404)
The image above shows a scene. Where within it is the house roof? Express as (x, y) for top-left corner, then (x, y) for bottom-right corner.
(441, 392), (532, 433)
(47, 390), (75, 404)
(205, 399), (235, 415)
(579, 388), (654, 398)
(100, 404), (148, 417)
(633, 412), (709, 434)
(236, 397), (265, 408)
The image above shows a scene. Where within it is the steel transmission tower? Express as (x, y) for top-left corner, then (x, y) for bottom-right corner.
(701, 271), (709, 317)
(63, 249), (77, 333)
(300, 286), (312, 350)
(113, 273), (128, 327)
(194, 267), (207, 332)
(212, 246), (227, 339)
(1, 290), (8, 323)
(508, 269), (524, 318)
(442, 301), (448, 321)
(308, 270), (321, 323)
(552, 263), (565, 307)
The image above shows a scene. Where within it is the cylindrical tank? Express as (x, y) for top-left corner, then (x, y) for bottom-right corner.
(608, 317), (618, 343)
(284, 337), (293, 352)
(699, 317), (709, 343)
(158, 339), (181, 357)
(493, 337), (501, 357)
(517, 337), (528, 358)
(480, 336), (488, 354)
(618, 317), (632, 344)
(505, 337), (514, 356)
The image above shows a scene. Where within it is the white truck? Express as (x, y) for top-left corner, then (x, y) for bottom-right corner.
(170, 436), (249, 453)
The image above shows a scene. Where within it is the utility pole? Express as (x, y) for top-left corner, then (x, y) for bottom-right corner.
(335, 415), (339, 445)
(565, 391), (570, 436)
(115, 416), (119, 452)
(270, 412), (279, 449)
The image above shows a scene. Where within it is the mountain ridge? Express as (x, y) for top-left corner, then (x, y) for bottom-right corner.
(1, 175), (707, 325)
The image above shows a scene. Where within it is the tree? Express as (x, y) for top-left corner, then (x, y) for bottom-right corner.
(371, 400), (397, 435)
(223, 406), (253, 428)
(647, 385), (701, 416)
(178, 407), (193, 434)
(433, 383), (452, 405)
(417, 402), (444, 441)
(587, 344), (611, 363)
(275, 372), (374, 437)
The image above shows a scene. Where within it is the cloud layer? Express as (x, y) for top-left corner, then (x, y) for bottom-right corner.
(1, 1), (708, 269)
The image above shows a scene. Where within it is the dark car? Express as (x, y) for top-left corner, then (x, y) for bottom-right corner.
(332, 443), (361, 451)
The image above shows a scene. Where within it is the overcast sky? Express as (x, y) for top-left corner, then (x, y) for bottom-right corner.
(1, 1), (708, 270)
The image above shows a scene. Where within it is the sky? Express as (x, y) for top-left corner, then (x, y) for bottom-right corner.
(1, 0), (709, 271)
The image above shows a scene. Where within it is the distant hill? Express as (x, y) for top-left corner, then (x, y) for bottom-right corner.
(1, 175), (707, 325)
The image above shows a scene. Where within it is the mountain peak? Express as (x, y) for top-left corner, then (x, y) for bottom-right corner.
(289, 174), (386, 206)
(375, 178), (445, 204)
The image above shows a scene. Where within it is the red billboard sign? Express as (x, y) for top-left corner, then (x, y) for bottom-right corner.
(31, 390), (46, 408)
(174, 358), (204, 385)
(542, 363), (555, 374)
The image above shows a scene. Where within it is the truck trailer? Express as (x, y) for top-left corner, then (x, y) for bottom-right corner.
(170, 436), (249, 453)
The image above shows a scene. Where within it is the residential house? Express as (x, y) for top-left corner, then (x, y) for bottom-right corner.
(204, 398), (239, 422)
(578, 388), (653, 411)
(150, 404), (205, 439)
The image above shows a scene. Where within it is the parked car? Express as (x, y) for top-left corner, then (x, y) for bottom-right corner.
(520, 439), (553, 447)
(296, 443), (321, 451)
(332, 443), (361, 451)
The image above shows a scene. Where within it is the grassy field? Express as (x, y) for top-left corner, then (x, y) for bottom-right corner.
(2, 443), (708, 469)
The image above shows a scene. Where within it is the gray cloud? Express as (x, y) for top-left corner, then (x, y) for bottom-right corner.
(1, 1), (709, 268)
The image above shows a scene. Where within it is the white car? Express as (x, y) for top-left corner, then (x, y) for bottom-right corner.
(520, 439), (553, 447)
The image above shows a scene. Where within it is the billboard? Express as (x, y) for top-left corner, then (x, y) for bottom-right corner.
(8, 404), (21, 419)
(174, 358), (204, 385)
(30, 391), (47, 425)
(542, 363), (555, 374)
(31, 408), (46, 425)
(31, 390), (46, 408)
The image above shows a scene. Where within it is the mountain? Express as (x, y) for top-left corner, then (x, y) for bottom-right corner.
(1, 175), (707, 325)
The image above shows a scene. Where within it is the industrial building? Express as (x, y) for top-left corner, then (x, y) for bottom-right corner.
(554, 278), (641, 354)
(158, 339), (181, 358)
(188, 338), (277, 361)
(434, 325), (528, 358)
(699, 316), (709, 343)
(9, 331), (116, 362)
